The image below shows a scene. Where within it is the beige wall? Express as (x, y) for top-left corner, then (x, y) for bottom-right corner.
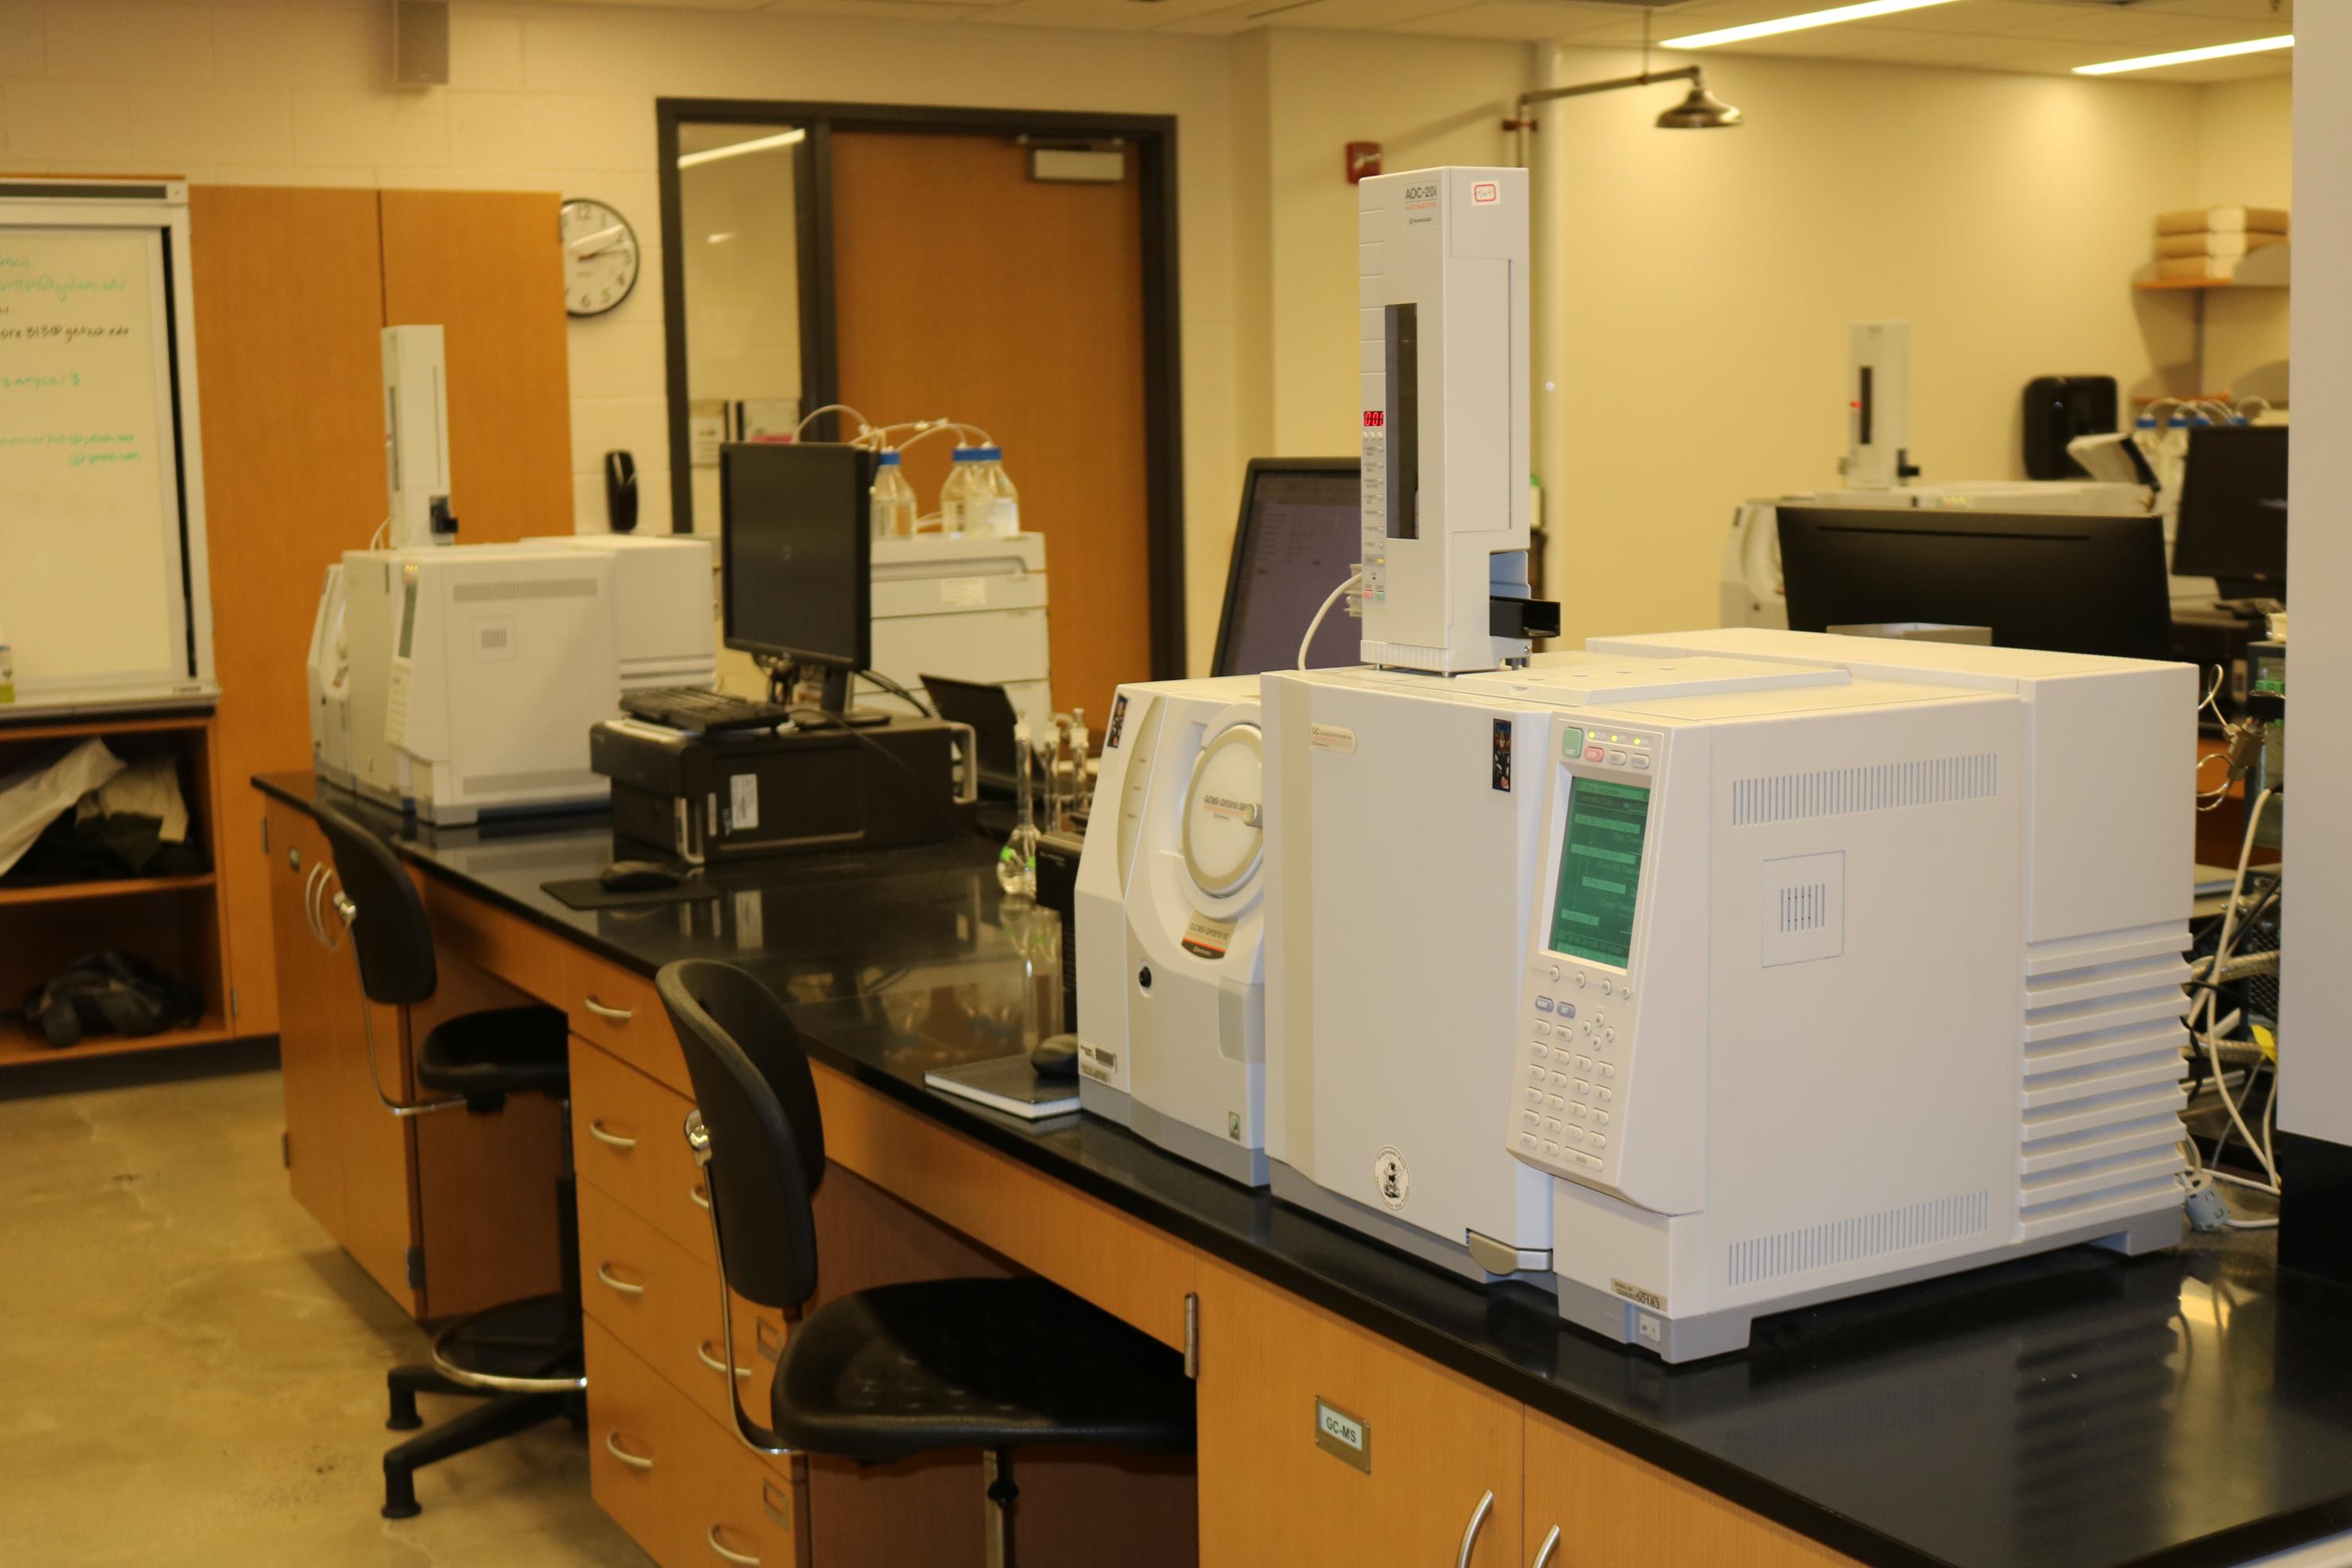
(1526, 45), (2216, 641)
(2195, 74), (2292, 403)
(0, 3), (2294, 668)
(0, 0), (1246, 671)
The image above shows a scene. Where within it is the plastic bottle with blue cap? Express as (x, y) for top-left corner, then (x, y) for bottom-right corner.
(869, 448), (916, 539)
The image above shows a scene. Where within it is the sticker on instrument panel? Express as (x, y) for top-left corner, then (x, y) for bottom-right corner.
(1310, 724), (1356, 753)
(1105, 694), (1129, 750)
(1612, 1278), (1667, 1312)
(728, 772), (760, 833)
(1373, 1146), (1411, 1210)
(1078, 1039), (1121, 1089)
(1181, 913), (1236, 960)
(939, 577), (986, 608)
(1491, 717), (1514, 793)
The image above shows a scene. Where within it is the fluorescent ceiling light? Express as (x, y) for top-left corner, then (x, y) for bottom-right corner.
(678, 128), (807, 169)
(2074, 34), (2292, 77)
(1663, 0), (1959, 50)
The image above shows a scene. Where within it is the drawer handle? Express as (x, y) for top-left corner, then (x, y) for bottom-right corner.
(604, 1431), (655, 1472)
(1531, 1525), (1561, 1568)
(595, 1262), (646, 1298)
(1457, 1490), (1494, 1568)
(583, 995), (635, 1022)
(706, 1525), (760, 1566)
(587, 1120), (638, 1151)
(690, 1183), (711, 1210)
(698, 1341), (753, 1380)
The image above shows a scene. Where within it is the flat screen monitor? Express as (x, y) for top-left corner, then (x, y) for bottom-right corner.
(1213, 458), (1363, 677)
(1777, 506), (2172, 662)
(720, 441), (873, 671)
(2171, 424), (2288, 590)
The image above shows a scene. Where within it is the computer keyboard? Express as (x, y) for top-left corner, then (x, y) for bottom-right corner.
(620, 688), (793, 735)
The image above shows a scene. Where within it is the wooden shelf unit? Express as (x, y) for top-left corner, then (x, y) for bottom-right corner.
(0, 710), (238, 1065)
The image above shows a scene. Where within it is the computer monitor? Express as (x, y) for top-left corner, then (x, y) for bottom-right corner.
(1212, 458), (1363, 677)
(1777, 506), (2173, 662)
(2171, 424), (2287, 595)
(720, 441), (875, 710)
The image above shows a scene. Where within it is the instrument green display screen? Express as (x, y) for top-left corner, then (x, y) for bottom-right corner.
(1548, 777), (1650, 967)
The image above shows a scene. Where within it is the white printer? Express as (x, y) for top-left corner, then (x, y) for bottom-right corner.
(1074, 675), (1269, 1186)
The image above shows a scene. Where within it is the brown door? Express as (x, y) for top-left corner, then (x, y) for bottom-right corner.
(829, 132), (1152, 726)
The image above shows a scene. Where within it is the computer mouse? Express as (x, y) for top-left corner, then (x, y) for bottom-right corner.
(1030, 1033), (1081, 1082)
(601, 859), (682, 893)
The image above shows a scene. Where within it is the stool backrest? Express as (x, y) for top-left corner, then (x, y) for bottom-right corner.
(657, 960), (826, 1312)
(314, 801), (437, 1007)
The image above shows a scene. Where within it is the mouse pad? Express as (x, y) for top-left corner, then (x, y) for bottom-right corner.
(540, 875), (720, 912)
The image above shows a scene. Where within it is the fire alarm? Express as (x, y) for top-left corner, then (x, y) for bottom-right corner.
(1346, 142), (1382, 183)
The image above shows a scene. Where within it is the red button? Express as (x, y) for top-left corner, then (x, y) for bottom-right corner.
(1584, 746), (1606, 763)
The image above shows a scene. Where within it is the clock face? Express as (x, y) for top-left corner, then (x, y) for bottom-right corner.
(562, 198), (640, 318)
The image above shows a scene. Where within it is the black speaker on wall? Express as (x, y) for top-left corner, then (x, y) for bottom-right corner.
(2022, 376), (2120, 480)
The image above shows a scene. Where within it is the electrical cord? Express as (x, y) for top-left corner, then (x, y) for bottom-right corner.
(1299, 569), (1363, 671)
(2192, 786), (2278, 1191)
(859, 669), (936, 718)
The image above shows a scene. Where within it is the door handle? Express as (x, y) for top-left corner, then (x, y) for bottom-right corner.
(698, 1340), (753, 1379)
(1531, 1524), (1560, 1568)
(595, 1262), (646, 1298)
(587, 1120), (638, 1151)
(604, 1431), (655, 1472)
(300, 862), (325, 945)
(690, 1183), (710, 1210)
(706, 1525), (760, 1565)
(583, 995), (634, 1022)
(1457, 1490), (1494, 1568)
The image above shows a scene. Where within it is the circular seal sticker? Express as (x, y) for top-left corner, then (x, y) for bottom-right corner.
(1373, 1146), (1410, 1211)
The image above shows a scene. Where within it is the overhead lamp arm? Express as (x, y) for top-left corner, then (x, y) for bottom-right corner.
(1504, 65), (1705, 132)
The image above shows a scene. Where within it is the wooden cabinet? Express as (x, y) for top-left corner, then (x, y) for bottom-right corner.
(1194, 1258), (1523, 1568)
(1521, 1409), (1860, 1568)
(264, 793), (560, 1318)
(187, 182), (577, 1051)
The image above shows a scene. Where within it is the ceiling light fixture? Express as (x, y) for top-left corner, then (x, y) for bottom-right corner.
(1663, 0), (1960, 51)
(2073, 34), (2292, 77)
(677, 127), (807, 169)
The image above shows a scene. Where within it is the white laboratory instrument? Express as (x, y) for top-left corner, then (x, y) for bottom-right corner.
(1356, 166), (1540, 677)
(1075, 676), (1269, 1185)
(1846, 321), (1914, 492)
(857, 532), (1053, 736)
(316, 534), (714, 823)
(1260, 165), (1559, 1279)
(1504, 627), (2190, 1360)
(383, 325), (456, 550)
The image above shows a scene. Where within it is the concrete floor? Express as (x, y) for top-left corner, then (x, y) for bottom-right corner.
(0, 1049), (649, 1568)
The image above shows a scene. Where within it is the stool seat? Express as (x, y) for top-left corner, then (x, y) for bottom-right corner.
(418, 1004), (570, 1102)
(769, 1277), (1196, 1464)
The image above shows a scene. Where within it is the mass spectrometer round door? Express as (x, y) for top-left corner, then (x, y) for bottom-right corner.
(1179, 723), (1264, 901)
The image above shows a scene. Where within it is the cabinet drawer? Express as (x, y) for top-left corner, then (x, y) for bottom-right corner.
(564, 957), (681, 1091)
(587, 1317), (805, 1568)
(580, 1178), (785, 1436)
(423, 880), (685, 1091)
(572, 1036), (715, 1266)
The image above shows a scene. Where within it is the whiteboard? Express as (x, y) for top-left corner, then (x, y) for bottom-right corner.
(0, 181), (214, 713)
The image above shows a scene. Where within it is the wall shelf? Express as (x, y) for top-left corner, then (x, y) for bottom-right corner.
(0, 873), (218, 909)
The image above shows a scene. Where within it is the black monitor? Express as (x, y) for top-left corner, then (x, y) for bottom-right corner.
(1777, 506), (2173, 662)
(1212, 458), (1363, 677)
(720, 441), (874, 709)
(2171, 424), (2287, 595)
